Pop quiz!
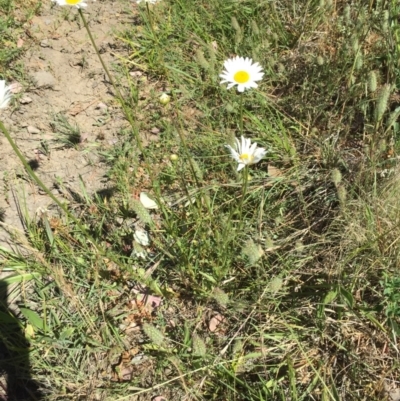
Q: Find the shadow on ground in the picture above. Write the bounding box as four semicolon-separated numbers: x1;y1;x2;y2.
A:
0;281;43;401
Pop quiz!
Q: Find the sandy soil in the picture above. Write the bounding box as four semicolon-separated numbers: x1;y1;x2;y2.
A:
0;0;131;251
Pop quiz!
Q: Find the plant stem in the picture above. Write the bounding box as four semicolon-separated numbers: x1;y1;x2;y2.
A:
239;93;244;136
78;9;124;102
146;2;157;38
238;166;249;228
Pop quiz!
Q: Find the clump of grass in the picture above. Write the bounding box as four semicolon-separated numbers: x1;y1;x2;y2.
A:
2;0;400;400
50;113;82;148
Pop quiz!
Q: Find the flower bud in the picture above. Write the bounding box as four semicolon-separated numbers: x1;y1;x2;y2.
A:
159;93;171;105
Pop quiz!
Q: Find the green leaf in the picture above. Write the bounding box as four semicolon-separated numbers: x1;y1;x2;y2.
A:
0;272;41;286
59;327;75;341
198;271;217;284
323;290;337;305
19;307;44;330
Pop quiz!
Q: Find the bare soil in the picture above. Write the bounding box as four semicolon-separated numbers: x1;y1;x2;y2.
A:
0;0;130;251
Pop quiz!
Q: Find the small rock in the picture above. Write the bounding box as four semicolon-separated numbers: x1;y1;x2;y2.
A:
96;102;108;114
96;102;107;110
20;122;28;128
129;71;142;78
40;40;50;48
20;96;33;104
8;82;23;94
32;71;56;89
27;126;40;135
150;127;160;135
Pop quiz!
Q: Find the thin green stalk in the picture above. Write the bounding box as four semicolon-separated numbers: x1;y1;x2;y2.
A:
78;9;124;103
145;2;157;38
239;93;244;135
238;166;249;228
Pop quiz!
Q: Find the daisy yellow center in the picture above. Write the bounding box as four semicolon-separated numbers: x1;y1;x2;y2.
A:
234;70;250;84
66;0;81;4
239;153;254;162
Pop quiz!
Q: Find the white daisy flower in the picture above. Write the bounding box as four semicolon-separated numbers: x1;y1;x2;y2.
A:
220;56;264;92
226;136;267;171
51;0;87;8
0;80;12;109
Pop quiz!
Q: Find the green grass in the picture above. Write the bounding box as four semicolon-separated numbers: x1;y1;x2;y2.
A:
2;0;400;400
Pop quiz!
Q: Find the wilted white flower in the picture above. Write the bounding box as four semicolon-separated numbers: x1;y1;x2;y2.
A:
0;80;12;109
220;56;264;92
226;136;267;171
134;229;150;246
136;0;159;4
140;192;158;210
51;0;87;8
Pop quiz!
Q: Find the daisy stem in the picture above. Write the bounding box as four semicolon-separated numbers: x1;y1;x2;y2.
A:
238;166;249;226
239;93;244;136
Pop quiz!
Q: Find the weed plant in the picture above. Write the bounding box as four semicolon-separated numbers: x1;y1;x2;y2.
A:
2;0;400;400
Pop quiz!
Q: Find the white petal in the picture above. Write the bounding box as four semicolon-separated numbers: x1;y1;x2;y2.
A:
140;192;158;209
134;229;150;246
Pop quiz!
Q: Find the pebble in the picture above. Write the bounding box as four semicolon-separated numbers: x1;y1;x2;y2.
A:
40;40;50;48
129;71;143;78
27;126;40;135
96;102;108;114
32;71;56;89
20;96;33;104
150;127;160;134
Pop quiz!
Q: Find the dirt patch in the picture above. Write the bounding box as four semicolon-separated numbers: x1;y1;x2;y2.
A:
0;0;131;250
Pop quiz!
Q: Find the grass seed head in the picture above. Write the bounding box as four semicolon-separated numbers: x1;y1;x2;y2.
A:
142;323;165;346
337;185;347;206
351;37;359;53
355;53;363;70
375;84;391;123
331;168;342;186
368;71;377;93
130;198;153;225
189;157;204;181
212;288;229;307
196;48;210;70
251;20;259;36
192;334;207;356
231;16;240;32
242;238;264;265
382;10;389;31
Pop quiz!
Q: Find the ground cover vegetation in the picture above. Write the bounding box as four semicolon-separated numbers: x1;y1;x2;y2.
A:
1;0;400;400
